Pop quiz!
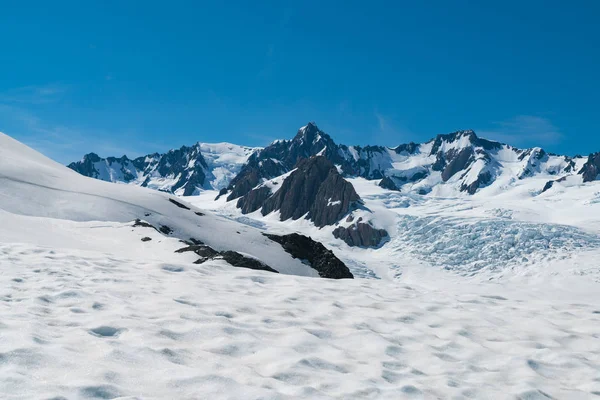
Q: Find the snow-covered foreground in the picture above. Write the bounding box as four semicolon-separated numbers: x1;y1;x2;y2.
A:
2;243;599;400
1;131;600;399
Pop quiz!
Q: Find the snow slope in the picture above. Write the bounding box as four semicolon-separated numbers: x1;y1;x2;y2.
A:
0;132;316;277
1;244;599;399
189;172;600;283
198;142;259;189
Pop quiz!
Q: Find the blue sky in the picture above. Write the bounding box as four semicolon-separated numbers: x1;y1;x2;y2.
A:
1;1;598;163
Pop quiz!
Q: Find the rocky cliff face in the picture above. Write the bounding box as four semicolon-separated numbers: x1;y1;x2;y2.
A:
264;233;354;279
579;153;600;182
240;156;361;227
224;122;341;201
333;218;389;248
379;176;400;191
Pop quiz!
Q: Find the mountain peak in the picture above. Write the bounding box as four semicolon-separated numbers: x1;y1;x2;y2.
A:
430;130;502;155
82;152;102;163
294;122;336;146
295;121;321;140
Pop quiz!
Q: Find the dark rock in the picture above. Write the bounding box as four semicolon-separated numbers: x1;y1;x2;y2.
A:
430;130;501;155
264;233;353;279
393;142;419;154
237;186;272;214
176;244;219;259
379;176;400;191
460;171;493;194
225;122;341;200
141;237;152;242
563;159;576;173
259;156;361;227
518;148;547;161
174;244;278;272
215;187;228;200
133;219;157;231
339;144;390;178
332;222;389;248
220;251;279;273
159;225;173;235
226;167;264;201
579;153;600;182
308;168;362;227
542;176;568;193
409;171;428;182
441;147;474;181
169;198;190;210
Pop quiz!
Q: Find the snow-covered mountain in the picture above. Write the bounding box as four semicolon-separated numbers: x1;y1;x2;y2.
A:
0;132;352;279
68;142;258;195
67;122;600;257
219;122;588;202
69;123;597;201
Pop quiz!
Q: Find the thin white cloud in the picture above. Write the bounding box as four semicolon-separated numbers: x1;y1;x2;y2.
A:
0;104;145;164
373;111;414;145
375;112;389;133
0;83;70;105
478;115;563;147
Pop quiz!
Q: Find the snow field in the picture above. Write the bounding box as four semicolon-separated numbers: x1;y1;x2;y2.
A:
1;243;599;399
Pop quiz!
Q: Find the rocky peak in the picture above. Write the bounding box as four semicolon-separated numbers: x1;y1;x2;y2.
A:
393;142;419;155
430;130;502;155
379;176;400;191
82;152;103;163
579;152;600;182
237;156;361;227
225;122;341;201
294;122;322;143
264;233;353;279
261;156;361;227
333;218;389;248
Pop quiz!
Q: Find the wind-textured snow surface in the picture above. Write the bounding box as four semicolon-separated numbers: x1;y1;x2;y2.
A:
2;244;600;399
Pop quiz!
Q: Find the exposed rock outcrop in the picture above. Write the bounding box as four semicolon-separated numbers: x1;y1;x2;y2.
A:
460;171;493;195
541;176;568;193
240;156;361;227
440;148;475;182
175;244;278;273
264;233;353;279
379;176;400;191
579;153;600;183
236;186;271;214
332;220;388;248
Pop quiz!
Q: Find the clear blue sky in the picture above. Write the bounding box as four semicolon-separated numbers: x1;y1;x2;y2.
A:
1;1;598;163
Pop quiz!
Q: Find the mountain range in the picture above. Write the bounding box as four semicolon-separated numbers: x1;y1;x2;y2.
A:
68;123;600;247
68;142;256;196
69;122;600;199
